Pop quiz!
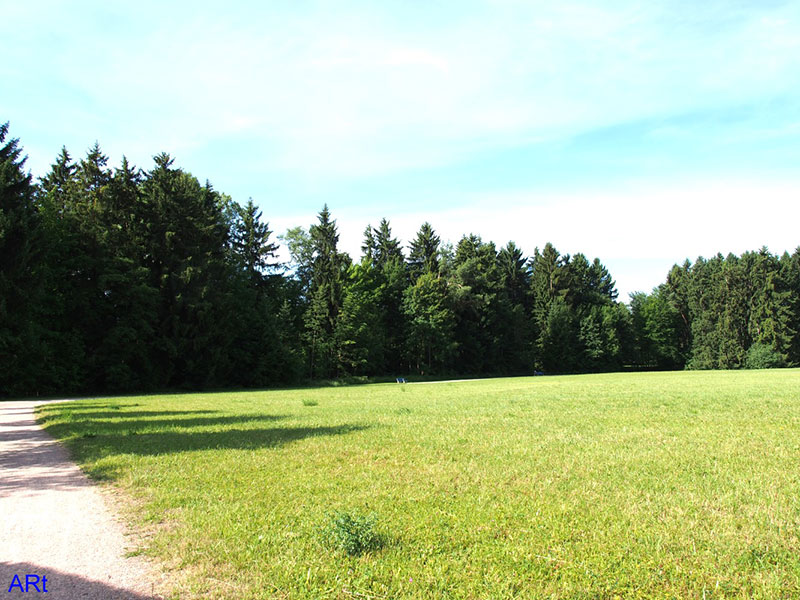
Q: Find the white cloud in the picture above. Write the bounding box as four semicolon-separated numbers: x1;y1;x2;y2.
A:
271;176;800;300
7;1;800;178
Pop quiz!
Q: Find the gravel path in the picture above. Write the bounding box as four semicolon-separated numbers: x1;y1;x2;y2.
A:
0;401;164;599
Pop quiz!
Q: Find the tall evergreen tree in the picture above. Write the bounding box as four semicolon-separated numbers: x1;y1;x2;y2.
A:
373;218;404;267
0;123;43;395
449;234;501;373
232;198;279;284
140;154;233;387
93;157;158;391
408;222;440;280
494;242;533;373
305;205;350;378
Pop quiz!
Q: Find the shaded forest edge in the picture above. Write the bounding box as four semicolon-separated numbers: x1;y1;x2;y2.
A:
1;122;798;397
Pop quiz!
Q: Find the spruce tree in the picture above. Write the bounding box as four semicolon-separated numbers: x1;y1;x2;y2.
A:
232;198;279;284
305;205;349;377
0;123;42;395
140;154;233;387
408;222;441;280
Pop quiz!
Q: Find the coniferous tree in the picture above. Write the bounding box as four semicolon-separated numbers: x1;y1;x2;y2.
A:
373;218;404;267
9;121;800;395
94;157;158;391
408;222;440;280
359;218;407;373
747;248;795;364
226;198;291;386
497;242;530;308
305;205;349;378
529;243;568;369
140;154;233;387
494;242;533;373
0;123;43;395
232;198;279;283
35;144;93;391
449;234;501;373
630;289;685;369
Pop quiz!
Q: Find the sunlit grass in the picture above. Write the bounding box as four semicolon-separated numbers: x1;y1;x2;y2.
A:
38;370;800;599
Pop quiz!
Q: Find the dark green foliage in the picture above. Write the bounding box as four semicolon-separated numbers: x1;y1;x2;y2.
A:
3;124;799;395
305;205;350;378
403;272;456;374
0;123;44;395
231;198;279;282
323;510;383;556
139;156;235;387
539;298;580;373
357;218;408;374
633;247;799;371
630;290;685;369
335;263;385;375
744;342;786;369
407;221;441;279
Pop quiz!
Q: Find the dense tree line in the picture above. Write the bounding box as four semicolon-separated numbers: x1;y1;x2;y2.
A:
1;124;797;396
631;249;800;370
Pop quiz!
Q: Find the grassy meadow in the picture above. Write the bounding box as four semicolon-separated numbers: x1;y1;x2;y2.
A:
38;371;800;599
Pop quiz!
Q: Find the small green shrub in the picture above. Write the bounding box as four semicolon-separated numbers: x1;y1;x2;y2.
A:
745;342;786;369
323;510;382;555
302;398;319;407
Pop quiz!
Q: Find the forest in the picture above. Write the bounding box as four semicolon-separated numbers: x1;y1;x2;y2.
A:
1;122;798;396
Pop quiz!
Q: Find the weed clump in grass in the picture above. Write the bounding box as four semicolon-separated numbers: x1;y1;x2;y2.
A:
302;398;319;407
323;510;383;555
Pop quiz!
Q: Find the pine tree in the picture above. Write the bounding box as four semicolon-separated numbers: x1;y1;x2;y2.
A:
361;224;377;264
449;234;501;373
335;263;385;375
94;157;158;391
373;218;403;267
140;154;233;387
0;123;42;395
232;198;279;284
407;222;440;280
494;242;533;373
305;205;349;378
497;241;530;307
746;248;795;364
35;144;92;391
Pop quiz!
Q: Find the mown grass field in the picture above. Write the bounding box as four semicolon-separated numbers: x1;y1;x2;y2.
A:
38;371;800;599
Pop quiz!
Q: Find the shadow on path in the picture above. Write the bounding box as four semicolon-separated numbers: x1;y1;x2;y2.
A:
0;562;162;599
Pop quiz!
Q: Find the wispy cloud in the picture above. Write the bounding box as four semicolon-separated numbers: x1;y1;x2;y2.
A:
271;175;800;299
4;1;800;299
5;1;800;180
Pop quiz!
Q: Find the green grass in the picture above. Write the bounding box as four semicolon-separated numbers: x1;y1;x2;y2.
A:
37;370;800;599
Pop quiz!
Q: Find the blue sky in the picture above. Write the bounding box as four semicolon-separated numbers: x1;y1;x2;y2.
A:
4;1;800;299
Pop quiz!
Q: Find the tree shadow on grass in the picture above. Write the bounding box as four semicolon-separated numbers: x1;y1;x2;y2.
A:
62;422;372;482
76;423;370;458
38;409;217;422
0;561;161;599
46;414;285;436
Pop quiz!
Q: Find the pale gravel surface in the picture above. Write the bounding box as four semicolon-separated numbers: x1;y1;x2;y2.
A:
0;400;165;599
